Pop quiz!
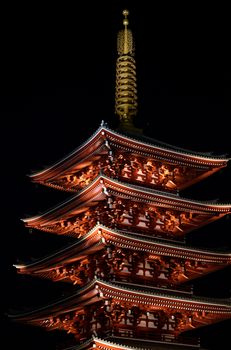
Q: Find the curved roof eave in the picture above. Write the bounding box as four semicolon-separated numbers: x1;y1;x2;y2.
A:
15;223;231;272
30;124;230;181
9;278;231;320
22;175;231;225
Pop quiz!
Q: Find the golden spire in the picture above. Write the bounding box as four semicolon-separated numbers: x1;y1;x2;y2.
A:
115;9;138;130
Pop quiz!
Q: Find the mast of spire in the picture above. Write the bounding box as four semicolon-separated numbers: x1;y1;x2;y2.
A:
115;9;138;131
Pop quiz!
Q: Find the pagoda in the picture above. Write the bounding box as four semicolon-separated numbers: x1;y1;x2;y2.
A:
10;9;231;350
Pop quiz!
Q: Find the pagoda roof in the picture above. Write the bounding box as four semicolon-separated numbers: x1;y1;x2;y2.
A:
9;278;231;322
23;175;231;229
30;124;229;183
65;336;204;350
15;224;231;275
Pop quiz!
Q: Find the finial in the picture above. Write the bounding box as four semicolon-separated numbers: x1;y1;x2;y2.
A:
115;9;138;131
123;9;129;17
123;9;129;26
117;9;133;56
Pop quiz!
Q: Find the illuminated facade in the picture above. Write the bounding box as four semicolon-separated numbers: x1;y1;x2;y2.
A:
11;10;231;350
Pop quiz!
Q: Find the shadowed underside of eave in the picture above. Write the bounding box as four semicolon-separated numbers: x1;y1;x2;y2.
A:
29;126;229;194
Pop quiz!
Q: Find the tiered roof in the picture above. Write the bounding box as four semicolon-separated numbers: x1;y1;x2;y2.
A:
9;278;231;343
13;125;231;347
22;175;231;241
15;224;231;283
11;8;231;350
29;124;229;192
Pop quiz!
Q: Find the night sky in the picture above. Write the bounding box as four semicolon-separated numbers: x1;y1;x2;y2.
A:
1;2;231;350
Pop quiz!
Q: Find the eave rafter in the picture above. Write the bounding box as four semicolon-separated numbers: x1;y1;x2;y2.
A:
10;279;231;334
16;224;231;283
59;336;204;350
29;126;229;192
22;176;231;239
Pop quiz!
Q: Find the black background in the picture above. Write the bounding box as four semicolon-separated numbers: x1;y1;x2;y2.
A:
1;2;231;349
